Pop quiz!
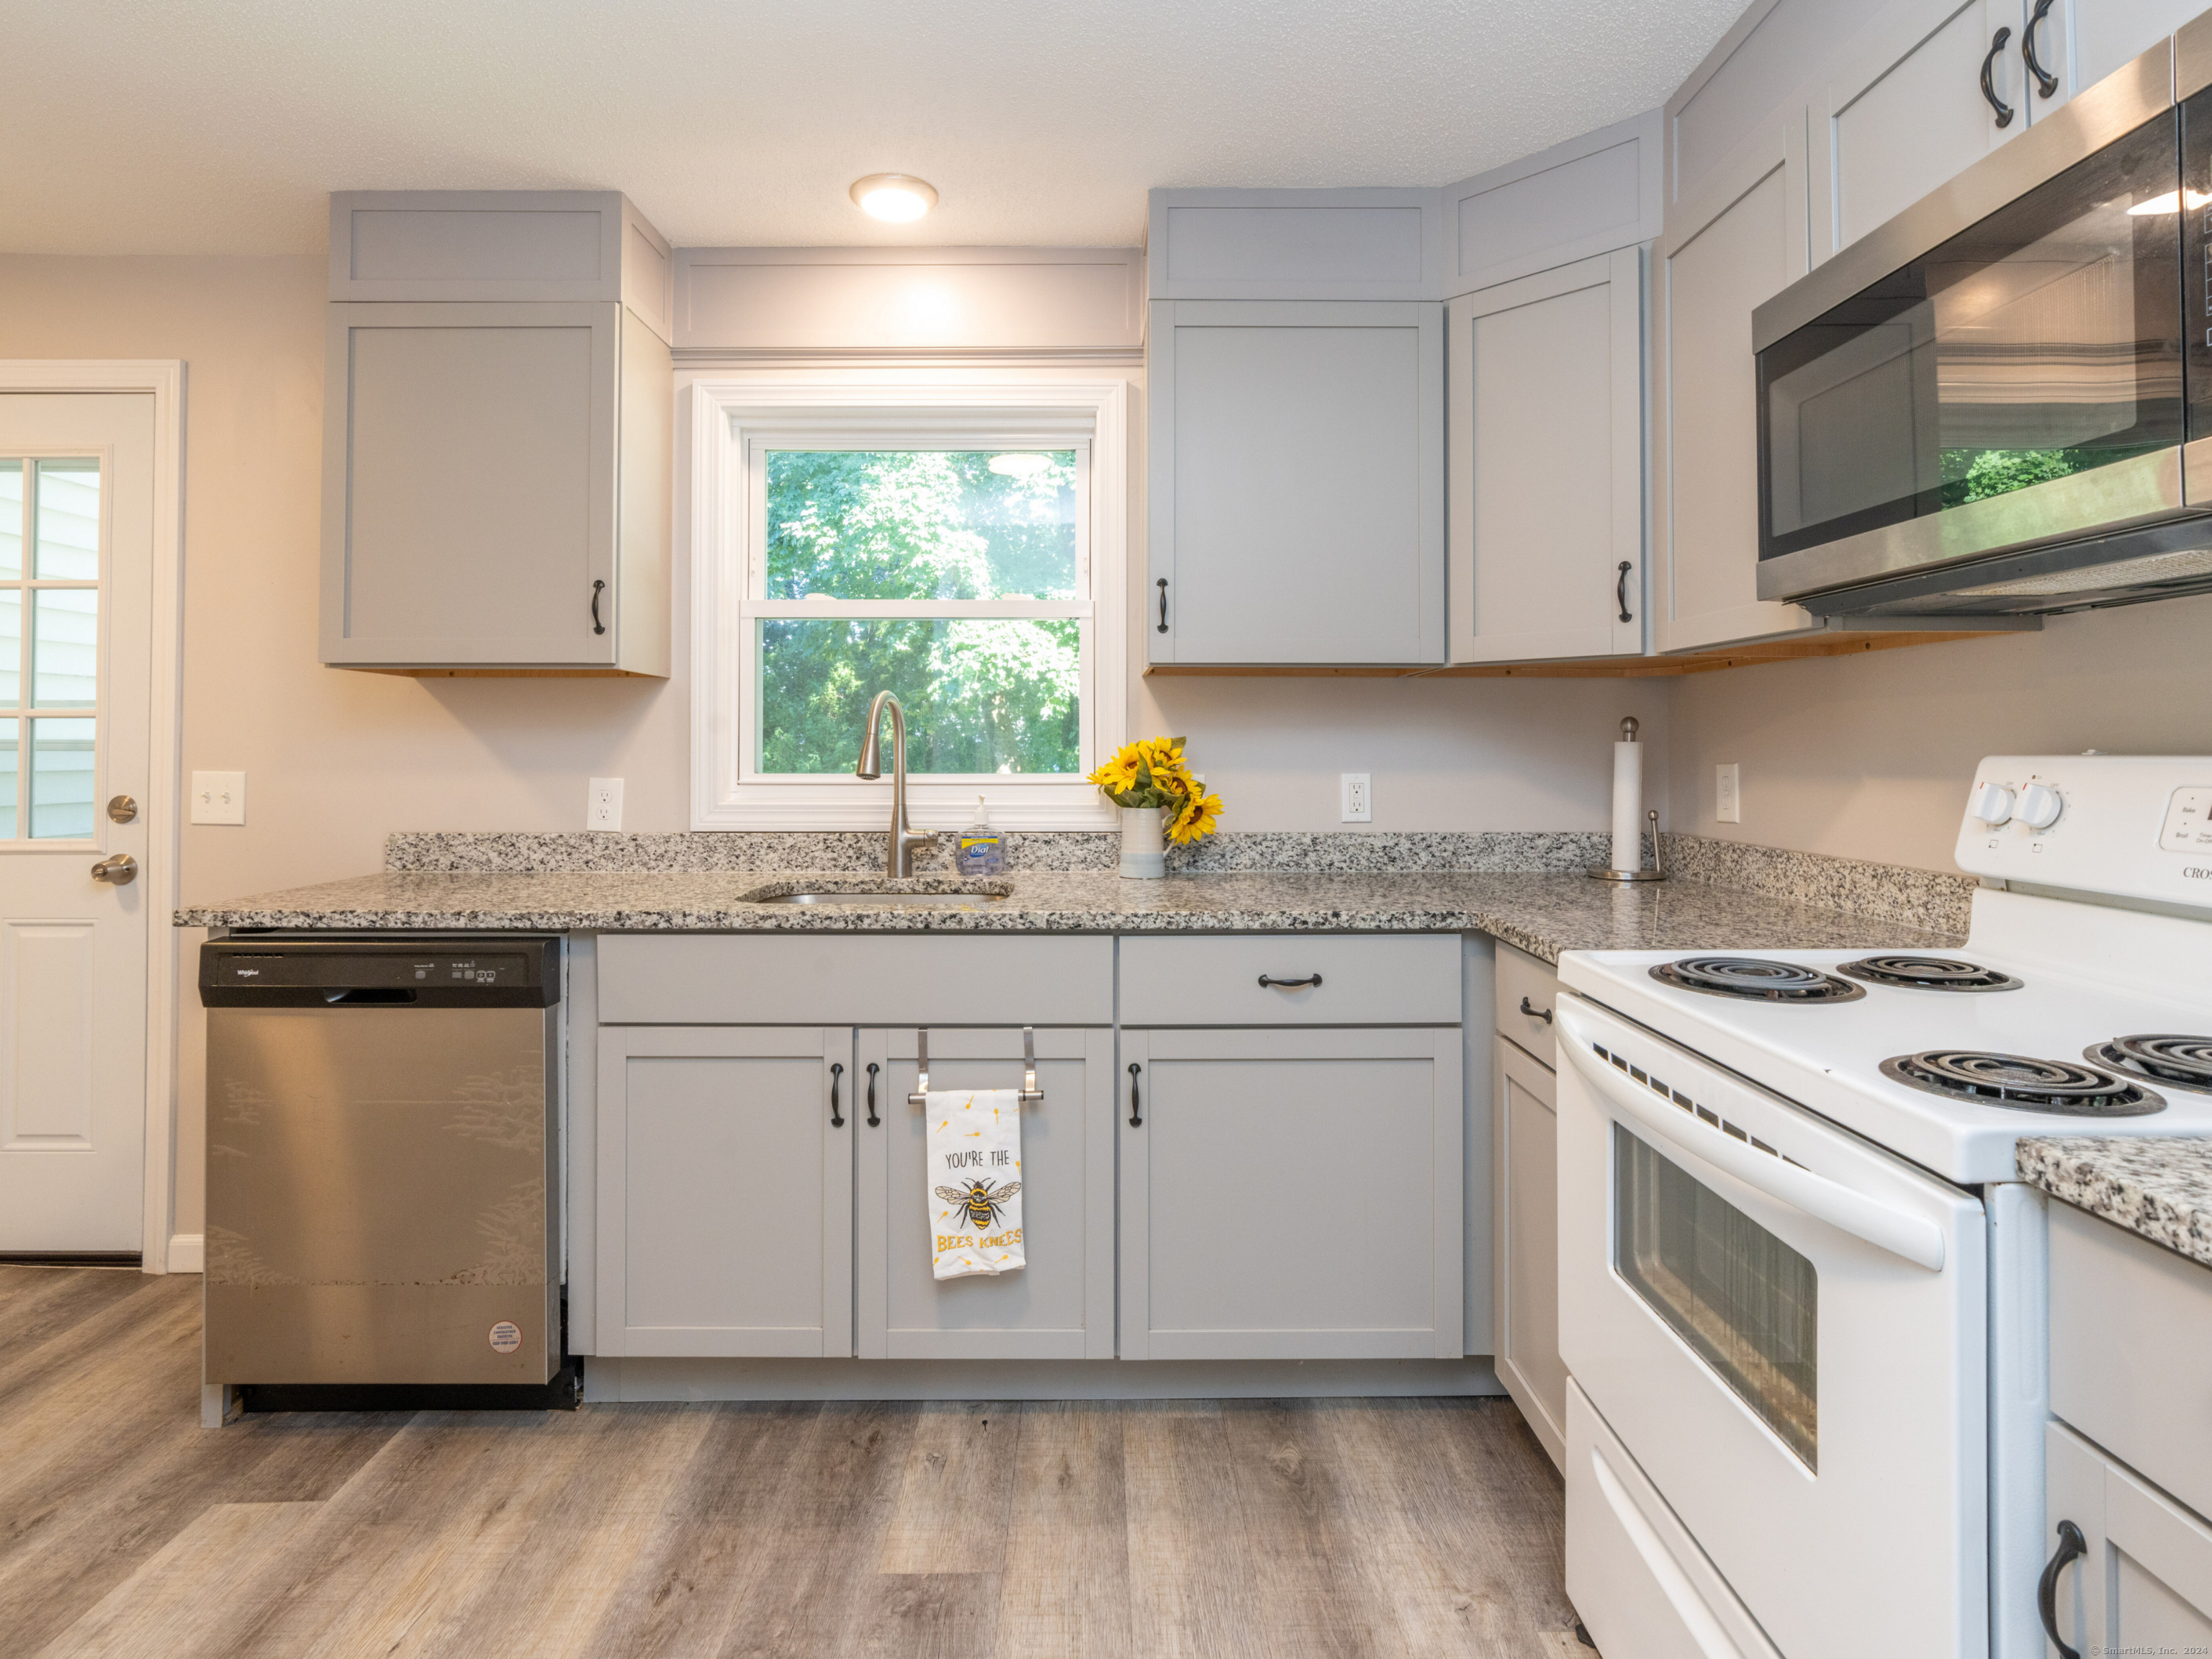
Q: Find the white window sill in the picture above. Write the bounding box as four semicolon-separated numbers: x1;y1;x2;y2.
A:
694;778;1117;832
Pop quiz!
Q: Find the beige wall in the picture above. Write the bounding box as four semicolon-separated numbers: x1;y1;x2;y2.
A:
1663;592;2212;872
2;253;1676;1246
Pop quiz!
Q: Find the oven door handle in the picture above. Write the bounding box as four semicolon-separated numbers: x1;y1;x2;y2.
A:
1558;1004;1948;1272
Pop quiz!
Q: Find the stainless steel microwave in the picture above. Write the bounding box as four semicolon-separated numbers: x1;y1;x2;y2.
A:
1753;16;2212;619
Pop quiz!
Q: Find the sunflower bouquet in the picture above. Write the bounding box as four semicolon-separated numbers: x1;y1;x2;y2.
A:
1087;736;1223;845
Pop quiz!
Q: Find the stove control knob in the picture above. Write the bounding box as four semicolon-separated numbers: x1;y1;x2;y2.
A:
2016;783;2063;830
1969;782;2015;825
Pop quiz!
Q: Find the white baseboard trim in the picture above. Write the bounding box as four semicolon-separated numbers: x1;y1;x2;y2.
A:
166;1233;204;1273
583;1355;1504;1403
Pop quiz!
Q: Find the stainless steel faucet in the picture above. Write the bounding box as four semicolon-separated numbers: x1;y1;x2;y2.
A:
855;691;933;878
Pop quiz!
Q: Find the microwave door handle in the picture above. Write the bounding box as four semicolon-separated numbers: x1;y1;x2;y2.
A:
1557;1004;1948;1272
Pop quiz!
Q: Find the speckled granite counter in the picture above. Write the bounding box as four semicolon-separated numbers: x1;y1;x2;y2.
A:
176;868;1961;966
2018;1137;2212;1267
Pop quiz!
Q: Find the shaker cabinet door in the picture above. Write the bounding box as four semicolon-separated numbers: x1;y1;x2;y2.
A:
1148;299;1444;665
1653;112;1825;654
1493;1037;1565;1469
2028;0;2201;120
1118;1026;1462;1360
1447;248;1646;665
320;300;668;671
855;1027;1115;1361
595;1025;854;1357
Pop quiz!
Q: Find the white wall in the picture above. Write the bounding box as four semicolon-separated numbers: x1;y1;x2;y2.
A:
1663;592;2212;871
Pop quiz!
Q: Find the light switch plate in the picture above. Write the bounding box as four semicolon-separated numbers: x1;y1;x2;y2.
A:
190;770;247;825
588;777;624;832
1715;763;1741;824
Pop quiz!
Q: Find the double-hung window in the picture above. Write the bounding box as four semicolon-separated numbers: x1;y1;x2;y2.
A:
693;379;1128;828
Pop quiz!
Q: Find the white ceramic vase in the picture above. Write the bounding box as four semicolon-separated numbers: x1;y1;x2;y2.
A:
1118;805;1166;878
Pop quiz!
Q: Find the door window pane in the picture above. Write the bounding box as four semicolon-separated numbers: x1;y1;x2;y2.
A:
28;716;94;840
0;589;17;706
1614;1123;1819;1468
0;719;15;839
765;449;1079;601
0;459;22;579
759;618;1079;775
35;459;100;578
32;588;96;708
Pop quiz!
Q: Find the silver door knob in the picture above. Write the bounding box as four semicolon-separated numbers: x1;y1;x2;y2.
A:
91;854;138;885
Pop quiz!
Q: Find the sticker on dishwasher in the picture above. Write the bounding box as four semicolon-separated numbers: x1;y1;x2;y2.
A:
488;1321;522;1354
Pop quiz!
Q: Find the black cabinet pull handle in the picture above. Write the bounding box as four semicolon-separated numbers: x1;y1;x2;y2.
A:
1520;996;1554;1025
590;579;608;636
864;1061;880;1126
828;1062;845;1127
2037;1519;2086;1659
1257;974;1323;990
1128;1062;1143;1126
1156;577;1169;634
2023;0;2058;98
1982;27;2015;126
1615;561;1634;624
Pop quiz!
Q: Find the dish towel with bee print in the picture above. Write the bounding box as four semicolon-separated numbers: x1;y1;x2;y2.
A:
927;1089;1025;1279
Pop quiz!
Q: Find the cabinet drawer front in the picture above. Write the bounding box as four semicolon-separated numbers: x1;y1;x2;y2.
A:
598;933;1113;1026
1119;934;1460;1025
2051;1199;2212;1521
1494;940;1558;1066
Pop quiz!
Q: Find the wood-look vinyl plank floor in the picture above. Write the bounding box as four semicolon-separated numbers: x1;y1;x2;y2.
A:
6;1267;1585;1659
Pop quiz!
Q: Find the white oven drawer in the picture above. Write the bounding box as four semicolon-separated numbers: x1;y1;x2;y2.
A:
1555;992;1987;1659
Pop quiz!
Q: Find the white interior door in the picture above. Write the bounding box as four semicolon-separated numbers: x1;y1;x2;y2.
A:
0;394;153;1254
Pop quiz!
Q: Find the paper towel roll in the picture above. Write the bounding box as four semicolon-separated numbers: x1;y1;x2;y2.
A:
1611;727;1642;873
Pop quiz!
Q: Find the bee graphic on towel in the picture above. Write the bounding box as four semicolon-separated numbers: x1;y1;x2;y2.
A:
927;1089;1025;1279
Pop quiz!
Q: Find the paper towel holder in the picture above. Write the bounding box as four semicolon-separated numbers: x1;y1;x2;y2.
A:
1588;807;1668;884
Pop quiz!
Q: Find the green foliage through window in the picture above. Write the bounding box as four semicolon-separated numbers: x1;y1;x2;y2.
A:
757;450;1083;776
1936;444;2160;509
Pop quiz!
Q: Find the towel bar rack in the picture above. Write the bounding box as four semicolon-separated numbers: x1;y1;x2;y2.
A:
907;1027;1046;1107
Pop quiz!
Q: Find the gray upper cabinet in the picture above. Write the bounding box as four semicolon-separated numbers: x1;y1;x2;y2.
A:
1811;0;2028;265
319;192;672;675
1653;104;1824;653
1146;188;1447;301
2032;0;2205;117
855;1028;1116;1362
1440;111;1663;299
593;1025;855;1358
1148;298;1444;665
1447;248;1647;664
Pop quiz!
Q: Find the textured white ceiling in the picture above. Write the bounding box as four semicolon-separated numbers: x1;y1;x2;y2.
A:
2;0;1747;256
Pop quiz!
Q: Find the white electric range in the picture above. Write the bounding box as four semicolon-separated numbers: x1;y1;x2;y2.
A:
1551;755;2212;1659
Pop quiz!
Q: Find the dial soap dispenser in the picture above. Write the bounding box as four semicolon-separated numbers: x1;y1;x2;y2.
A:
958;795;1005;877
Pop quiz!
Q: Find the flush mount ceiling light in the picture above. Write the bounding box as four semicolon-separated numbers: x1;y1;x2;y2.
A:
850;174;938;222
987;453;1053;477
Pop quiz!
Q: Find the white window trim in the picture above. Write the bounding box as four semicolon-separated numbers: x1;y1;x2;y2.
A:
690;375;1127;830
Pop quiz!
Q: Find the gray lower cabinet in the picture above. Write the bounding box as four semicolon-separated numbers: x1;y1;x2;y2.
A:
856;1027;1116;1361
1117;1025;1465;1360
1147;298;1444;665
593;1025;853;1357
320;299;670;674
1493;1037;1565;1468
2046;1420;2212;1653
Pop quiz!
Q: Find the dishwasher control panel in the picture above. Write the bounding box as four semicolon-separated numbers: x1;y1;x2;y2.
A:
199;937;560;1007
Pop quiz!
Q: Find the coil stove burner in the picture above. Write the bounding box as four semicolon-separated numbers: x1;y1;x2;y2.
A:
1879;1051;2164;1115
1650;956;1865;1003
2084;1035;2212;1097
1837;955;2023;992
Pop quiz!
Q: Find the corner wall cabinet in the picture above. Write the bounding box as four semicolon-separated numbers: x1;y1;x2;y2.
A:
1447;248;1647;664
318;191;672;675
1147;298;1445;666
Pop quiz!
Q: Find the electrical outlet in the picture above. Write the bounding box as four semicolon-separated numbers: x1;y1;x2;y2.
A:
1716;763;1741;824
1341;773;1372;823
588;777;624;832
189;770;246;825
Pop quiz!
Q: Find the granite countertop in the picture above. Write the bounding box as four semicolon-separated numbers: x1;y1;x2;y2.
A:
2018;1137;2212;1268
176;868;1961;965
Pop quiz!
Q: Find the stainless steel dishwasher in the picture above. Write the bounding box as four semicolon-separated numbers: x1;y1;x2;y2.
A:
200;937;561;1387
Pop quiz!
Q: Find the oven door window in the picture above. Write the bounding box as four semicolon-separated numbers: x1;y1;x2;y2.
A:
1614;1123;1819;1469
1758;109;2182;561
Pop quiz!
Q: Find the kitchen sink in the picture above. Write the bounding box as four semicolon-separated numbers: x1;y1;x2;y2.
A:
745;884;1011;909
